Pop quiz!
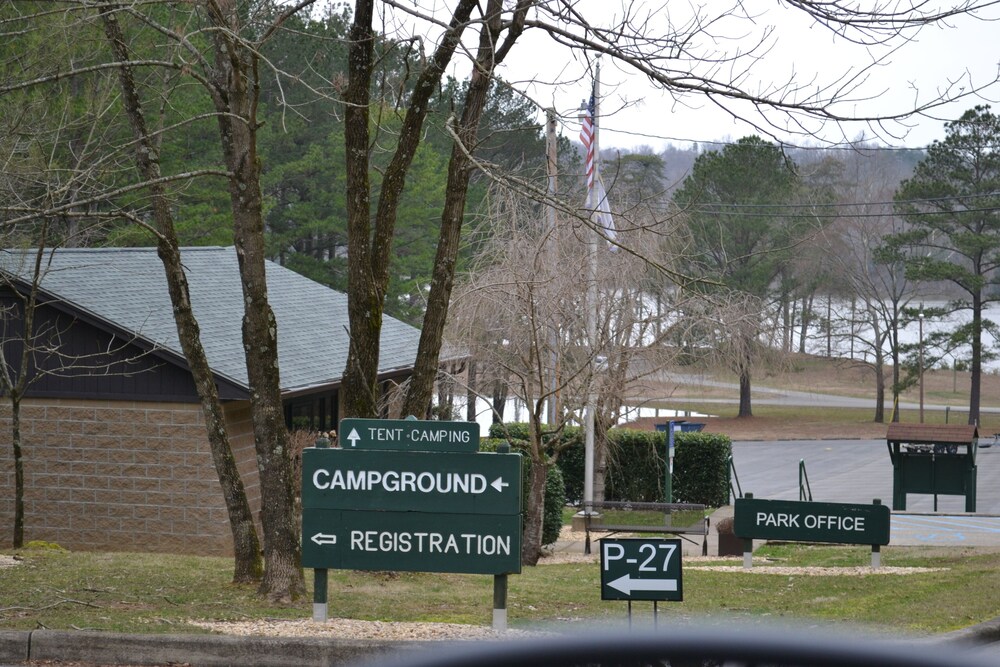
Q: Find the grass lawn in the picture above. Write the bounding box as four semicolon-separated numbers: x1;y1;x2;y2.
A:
3;542;1000;637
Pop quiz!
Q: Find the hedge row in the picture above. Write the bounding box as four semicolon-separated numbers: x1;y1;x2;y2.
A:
487;423;732;507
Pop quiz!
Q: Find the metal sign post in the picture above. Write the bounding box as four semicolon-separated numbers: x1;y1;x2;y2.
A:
311;435;331;622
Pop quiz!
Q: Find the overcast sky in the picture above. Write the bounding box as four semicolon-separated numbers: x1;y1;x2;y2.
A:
477;1;1000;153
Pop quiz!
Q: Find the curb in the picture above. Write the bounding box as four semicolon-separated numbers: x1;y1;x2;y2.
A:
4;620;1000;666
0;629;433;667
0;631;28;663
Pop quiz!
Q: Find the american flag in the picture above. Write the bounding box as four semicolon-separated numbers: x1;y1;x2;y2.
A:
580;89;596;193
580;83;615;244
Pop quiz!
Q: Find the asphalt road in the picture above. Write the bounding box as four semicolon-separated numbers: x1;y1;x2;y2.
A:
731;439;1000;545
732;438;1000;661
659;371;1000;413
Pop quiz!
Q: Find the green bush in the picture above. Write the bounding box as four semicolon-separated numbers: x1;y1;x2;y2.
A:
604;429;667;501
671;432;732;506
488;423;731;508
488;422;584;504
480;437;530;506
549;427;583;504
542;463;566;546
487;422;531;441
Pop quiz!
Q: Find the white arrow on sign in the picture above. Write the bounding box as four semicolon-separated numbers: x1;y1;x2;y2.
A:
491;476;509;493
607;574;677;595
311;533;338;546
346;428;361;448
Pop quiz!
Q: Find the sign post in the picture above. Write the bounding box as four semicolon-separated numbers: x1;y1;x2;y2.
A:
302;417;521;628
600;538;683;627
734;494;890;569
311;434;331;623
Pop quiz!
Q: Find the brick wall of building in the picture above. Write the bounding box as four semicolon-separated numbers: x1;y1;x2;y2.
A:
221;401;262;522
0;397;262;556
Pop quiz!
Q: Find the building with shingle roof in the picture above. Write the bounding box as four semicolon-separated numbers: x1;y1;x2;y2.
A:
0;246;423;555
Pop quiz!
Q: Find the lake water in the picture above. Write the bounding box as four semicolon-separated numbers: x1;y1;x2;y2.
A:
454;298;1000;436
797;299;1000;372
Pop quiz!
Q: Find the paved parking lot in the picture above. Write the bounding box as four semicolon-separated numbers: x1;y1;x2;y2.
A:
731;439;1000;546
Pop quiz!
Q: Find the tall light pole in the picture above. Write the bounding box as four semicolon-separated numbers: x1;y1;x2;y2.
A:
918;306;925;424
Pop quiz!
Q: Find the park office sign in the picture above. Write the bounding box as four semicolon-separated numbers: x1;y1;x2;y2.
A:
734;496;890;546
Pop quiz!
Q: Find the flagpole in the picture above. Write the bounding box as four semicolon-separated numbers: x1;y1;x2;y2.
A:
546;107;559;428
583;63;600;518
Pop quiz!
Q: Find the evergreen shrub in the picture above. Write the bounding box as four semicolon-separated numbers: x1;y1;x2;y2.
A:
672;432;732;506
604;429;667;501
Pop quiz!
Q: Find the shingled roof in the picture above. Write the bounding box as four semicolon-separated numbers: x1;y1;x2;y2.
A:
0;246;421;395
886;423;979;444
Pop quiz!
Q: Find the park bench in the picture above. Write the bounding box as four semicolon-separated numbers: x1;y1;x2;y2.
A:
581;500;710;555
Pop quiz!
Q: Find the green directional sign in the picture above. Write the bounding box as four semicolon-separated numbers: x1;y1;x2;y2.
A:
302;448;522;515
734;498;890;545
599;538;683;601
339;418;479;452
302;509;521;574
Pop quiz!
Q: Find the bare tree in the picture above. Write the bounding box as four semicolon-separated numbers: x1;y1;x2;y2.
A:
1;240;168;549
342;0;1000;425
821;148;922;422
0;245;49;549
448;187;684;564
684;290;784;418
0;2;307;600
98;6;263;583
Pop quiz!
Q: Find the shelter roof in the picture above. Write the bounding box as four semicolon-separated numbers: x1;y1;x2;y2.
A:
0;246;421;394
885;423;979;444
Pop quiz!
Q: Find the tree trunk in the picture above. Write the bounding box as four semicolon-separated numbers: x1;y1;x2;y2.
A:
738;368;753;418
891;331;901;423
99;5;262;584
593;416;609;504
220;97;304;602
784;294;794;353
492;379;507;423
969;292;982;425
873;351;886;424
206;0;304;601
826;295;832;357
12;399;23;548
521;455;547;566
341;0;380;419
466;360;477;422
798;293;812;354
343;0;478;419
6;246;46;550
400;0;497;418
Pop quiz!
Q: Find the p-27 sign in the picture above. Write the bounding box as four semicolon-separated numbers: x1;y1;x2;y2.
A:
600;538;683;601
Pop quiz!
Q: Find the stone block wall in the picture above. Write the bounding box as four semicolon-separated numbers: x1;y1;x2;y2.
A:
0;397;261;556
